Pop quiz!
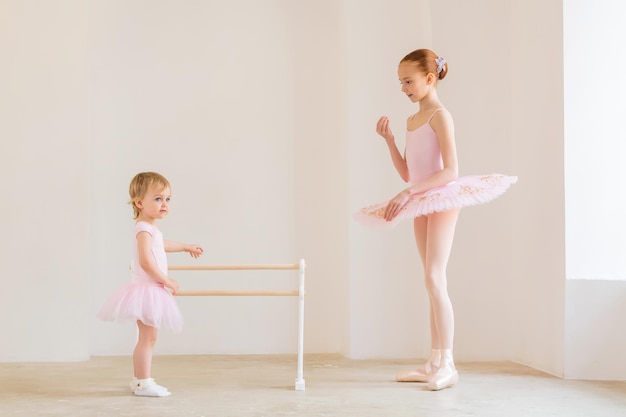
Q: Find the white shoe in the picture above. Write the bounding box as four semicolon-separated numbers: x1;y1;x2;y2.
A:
130;378;171;397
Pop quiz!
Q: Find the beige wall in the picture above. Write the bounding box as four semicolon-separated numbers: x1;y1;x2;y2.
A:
87;0;301;355
344;0;433;359
510;0;565;377
565;280;626;380
289;0;349;355
0;0;90;361
430;0;515;361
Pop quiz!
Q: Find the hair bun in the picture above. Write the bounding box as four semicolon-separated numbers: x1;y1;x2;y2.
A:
435;57;448;80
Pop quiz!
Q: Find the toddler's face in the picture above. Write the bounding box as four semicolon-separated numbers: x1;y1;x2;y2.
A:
137;185;171;221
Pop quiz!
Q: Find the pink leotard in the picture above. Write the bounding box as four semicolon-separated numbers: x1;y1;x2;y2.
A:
97;221;183;332
406;109;445;184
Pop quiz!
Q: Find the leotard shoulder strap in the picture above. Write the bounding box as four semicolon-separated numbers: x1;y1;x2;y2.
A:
426;108;445;124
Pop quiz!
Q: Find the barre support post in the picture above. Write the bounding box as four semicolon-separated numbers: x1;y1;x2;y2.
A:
295;258;306;391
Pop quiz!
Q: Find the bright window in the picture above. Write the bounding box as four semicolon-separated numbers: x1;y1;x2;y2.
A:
564;0;626;280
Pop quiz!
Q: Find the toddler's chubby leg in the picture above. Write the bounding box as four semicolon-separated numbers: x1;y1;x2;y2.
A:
131;321;171;397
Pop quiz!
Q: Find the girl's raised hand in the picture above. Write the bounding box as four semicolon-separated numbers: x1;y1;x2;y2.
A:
376;116;395;143
185;244;204;259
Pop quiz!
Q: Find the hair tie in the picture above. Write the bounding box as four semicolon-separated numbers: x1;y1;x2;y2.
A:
435;57;446;74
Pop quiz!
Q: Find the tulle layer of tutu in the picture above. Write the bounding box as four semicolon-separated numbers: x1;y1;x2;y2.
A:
354;174;518;227
97;281;184;333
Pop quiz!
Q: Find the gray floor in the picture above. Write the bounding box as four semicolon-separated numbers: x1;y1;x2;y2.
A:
1;354;625;417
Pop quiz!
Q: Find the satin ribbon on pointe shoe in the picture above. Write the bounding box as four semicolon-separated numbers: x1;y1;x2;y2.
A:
427;363;458;391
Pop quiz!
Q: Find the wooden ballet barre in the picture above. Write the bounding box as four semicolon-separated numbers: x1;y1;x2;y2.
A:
168;264;299;271
168;259;307;391
176;289;300;296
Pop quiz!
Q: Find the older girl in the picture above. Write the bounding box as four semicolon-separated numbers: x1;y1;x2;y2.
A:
356;49;516;390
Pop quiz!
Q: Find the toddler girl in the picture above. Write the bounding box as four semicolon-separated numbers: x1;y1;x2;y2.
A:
98;172;203;397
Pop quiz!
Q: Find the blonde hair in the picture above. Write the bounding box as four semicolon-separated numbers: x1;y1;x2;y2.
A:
128;172;171;219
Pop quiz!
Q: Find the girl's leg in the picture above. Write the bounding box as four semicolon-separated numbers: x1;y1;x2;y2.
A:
424;209;459;350
396;216;441;382
131;320;170;397
133;320;157;379
423;209;459;390
413;217;442;350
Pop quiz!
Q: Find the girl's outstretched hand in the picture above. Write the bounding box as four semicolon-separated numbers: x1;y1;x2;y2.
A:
376;116;395;143
384;189;411;221
185;244;204;258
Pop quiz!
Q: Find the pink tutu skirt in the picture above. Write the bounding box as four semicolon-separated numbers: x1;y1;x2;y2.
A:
97;281;184;333
355;174;517;227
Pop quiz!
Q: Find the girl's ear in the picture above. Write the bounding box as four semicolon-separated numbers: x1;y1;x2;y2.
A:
134;198;143;210
427;73;436;85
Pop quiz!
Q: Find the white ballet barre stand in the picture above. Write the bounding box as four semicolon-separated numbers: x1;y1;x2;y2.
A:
169;259;306;391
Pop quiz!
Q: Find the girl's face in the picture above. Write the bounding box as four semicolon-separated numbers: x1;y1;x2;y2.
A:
135;185;171;223
398;62;436;103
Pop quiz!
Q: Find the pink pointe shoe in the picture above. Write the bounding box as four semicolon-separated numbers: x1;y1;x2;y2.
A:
396;362;437;383
397;349;441;383
427;362;458;391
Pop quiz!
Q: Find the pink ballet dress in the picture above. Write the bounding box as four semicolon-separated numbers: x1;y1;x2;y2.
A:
355;109;517;227
97;221;183;332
